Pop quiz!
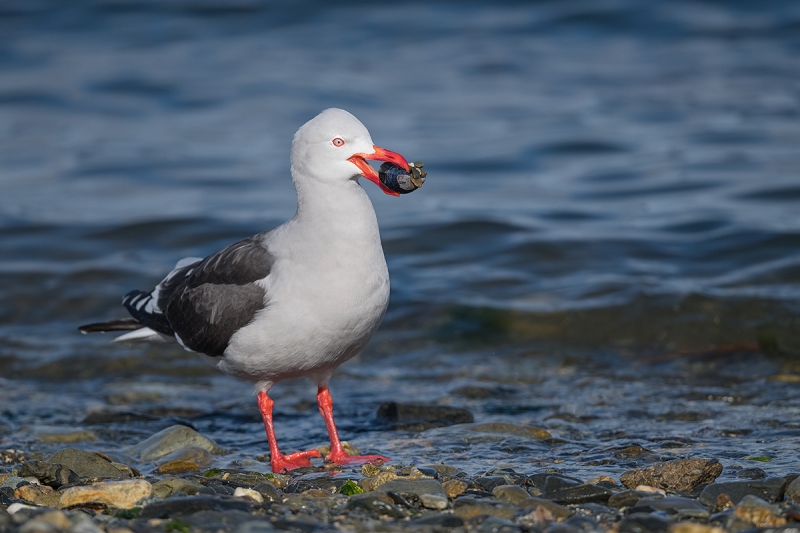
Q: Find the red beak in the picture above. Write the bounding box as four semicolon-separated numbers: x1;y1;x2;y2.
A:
348;145;410;197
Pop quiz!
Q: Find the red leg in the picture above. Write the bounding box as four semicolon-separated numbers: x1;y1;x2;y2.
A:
317;386;389;466
257;391;321;473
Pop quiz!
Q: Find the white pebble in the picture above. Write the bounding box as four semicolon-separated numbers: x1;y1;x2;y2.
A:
7;502;38;514
233;487;264;503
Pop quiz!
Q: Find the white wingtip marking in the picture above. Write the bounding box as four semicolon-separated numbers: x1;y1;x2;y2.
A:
114;327;173;343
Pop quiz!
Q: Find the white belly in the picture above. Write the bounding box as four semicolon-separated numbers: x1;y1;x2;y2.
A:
218;249;390;385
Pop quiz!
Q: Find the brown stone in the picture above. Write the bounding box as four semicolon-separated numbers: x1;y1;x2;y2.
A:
151;477;203;498
442;479;468;498
732;495;787;528
14;510;71;533
154;446;214;475
716;493;734;509
453;499;516;520
620;458;722;492
361;463;382;477
492;485;531;504
14;484;61;508
359;470;398;491
36;510;71;530
301;488;333;498
15;484;54;503
669;523;726;533
58;479;152;509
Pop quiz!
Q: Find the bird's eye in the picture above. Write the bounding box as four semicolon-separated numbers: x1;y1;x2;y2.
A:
332;137;345;147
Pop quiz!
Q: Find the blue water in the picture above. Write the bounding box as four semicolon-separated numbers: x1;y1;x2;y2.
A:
2;0;800;478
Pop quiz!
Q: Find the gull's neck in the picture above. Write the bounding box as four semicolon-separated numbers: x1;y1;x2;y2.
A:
290;176;381;242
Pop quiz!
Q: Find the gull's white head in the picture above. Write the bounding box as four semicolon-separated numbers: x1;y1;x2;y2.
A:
291;108;410;196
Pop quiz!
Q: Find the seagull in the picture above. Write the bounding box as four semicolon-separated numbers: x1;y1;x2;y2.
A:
80;108;412;472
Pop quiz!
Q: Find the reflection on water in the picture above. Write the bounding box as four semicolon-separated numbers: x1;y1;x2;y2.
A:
1;0;800;476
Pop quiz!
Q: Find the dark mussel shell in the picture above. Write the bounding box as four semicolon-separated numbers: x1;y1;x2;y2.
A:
378;161;426;194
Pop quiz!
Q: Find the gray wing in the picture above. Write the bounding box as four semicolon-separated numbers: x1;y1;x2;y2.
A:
123;234;274;357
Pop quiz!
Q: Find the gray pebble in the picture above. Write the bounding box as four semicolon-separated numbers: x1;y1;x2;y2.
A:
698;478;787;506
379;478;445;497
419;493;448;510
235;521;275;533
47;448;124;479
346;493;405;518
126;425;223;462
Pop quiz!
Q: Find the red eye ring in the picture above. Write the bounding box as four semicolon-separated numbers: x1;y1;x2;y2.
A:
332;137;345;147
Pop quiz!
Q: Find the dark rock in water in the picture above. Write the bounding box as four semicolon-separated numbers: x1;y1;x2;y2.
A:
487;468;527;485
619;513;670;533
0;487;15;505
541;525;581;533
379;478;446;497
252;482;280;503
453;496;517;520
626;505;658;515
565;514;600;532
574;503;617;524
737;468;767;480
346;493;405;518
271;517;323;533
698;478;787;506
608;490;654;509
284;478;324;493
140;495;253;519
386;491;413;508
179;509;256;533
16;460;79;488
376;402;473;431
47;448;125;479
542;475;583;495
547;484;613;505
207;483;236;495
620;458;723;492
637;496;707;513
603;444;653;459
480;516;521;532
219;472;280;488
416;467;439;478
235;522;276;533
526;473;582;492
517;497;573;519
410;514;464;527
475;476;509;493
424;464;462;477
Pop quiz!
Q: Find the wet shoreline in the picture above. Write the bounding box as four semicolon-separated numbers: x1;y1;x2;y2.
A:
2;423;800;533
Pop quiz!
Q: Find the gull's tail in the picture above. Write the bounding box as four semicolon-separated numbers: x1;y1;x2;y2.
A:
78;318;143;334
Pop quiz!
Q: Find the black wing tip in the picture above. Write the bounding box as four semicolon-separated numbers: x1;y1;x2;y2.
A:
78;318;144;334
